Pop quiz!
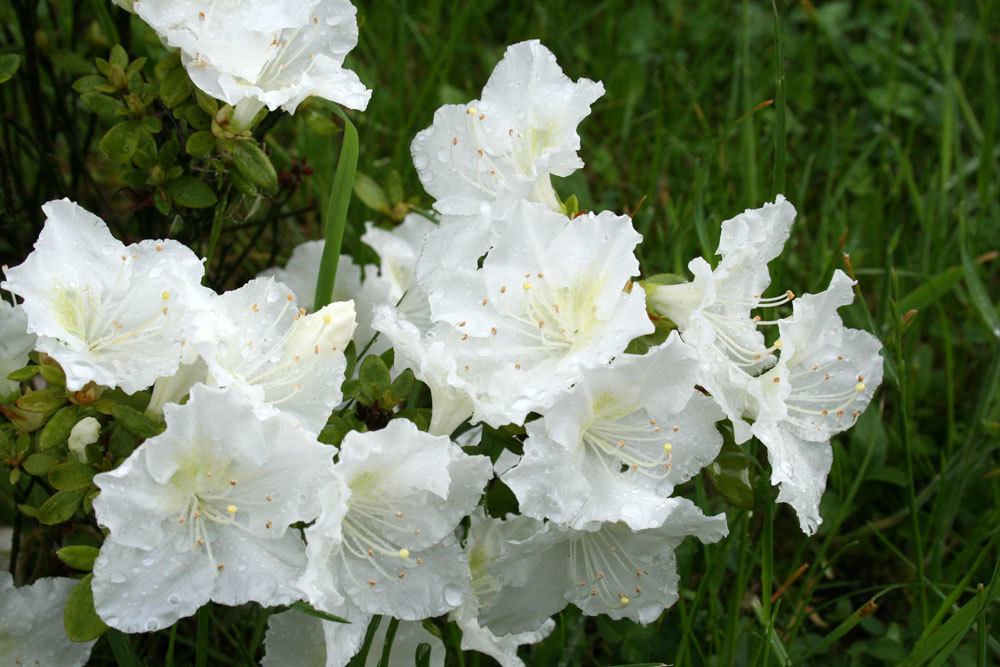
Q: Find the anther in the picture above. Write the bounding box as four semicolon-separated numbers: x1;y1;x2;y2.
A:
855;382;866;392
774;339;783;350
500;286;507;294
161;291;170;300
619;595;630;606
523;281;532;290
415;558;423;565
368;579;376;587
398;571;406;578
398;548;410;559
251;303;260;312
323;314;332;324
395;511;404;518
217;563;225;571
663;442;672;453
466;106;477;115
226;505;238;514
265;520;272;529
265;495;273;502
490;327;497;335
772;376;781;384
229;479;237;486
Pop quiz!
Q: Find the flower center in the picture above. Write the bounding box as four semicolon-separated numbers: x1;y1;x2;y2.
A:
568;525;646;610
581;397;674;480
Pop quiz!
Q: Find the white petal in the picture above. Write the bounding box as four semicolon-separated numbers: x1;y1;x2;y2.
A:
0;574;96;667
0;301;35;399
755;421;832;535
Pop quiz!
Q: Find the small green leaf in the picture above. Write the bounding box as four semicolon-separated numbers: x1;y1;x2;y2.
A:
49;462;96;491
64;574;109;642
228;139;278;191
22;452;60;476
17;387;67;414
353;172;391;214
186;130;215;158
38;363;66;388
57;545;100;571
111;403;164;440
38;405;79;450
38;488;87;525
358;355;392;404
7;365;40;382
166;176;218;208
109;44;129;70
705;440;754;510
159;65;192;108
99;120;143;164
0;53;22;84
81;92;125;120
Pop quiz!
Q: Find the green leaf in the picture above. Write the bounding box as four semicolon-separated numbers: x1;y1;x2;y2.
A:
17;387;67;414
705;440;754;510
0;53;22;84
109;44;129;70
353;172;391;214
358;355;392;404
22;452;60;476
38;405;79;450
112;403;164;440
159;65;192;108
81;92;125;120
39;363;67;388
7;365;40;382
228;139;278;191
57;545;100;571
900;266;963;313
38;488;87;525
99;120;143;164
49;462;96;491
186;130;215;157
290;601;350;624
73;75;112;94
64;574;108;642
166;176;218;208
960;219;1000;339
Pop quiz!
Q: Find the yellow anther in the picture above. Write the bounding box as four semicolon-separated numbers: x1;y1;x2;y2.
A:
663;442;673;453
226;505;238;515
466;106;477;115
323;314;332;324
522;281;532;290
619;595;630;606
774;339;783;350
855;382;866;392
161;291;170;300
398;548;410;559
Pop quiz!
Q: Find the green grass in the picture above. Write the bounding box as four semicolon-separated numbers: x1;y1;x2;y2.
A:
1;1;998;665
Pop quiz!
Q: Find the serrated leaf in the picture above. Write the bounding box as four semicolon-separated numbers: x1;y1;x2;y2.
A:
99;120;143;164
49;462;96;491
38;405;79;450
57;545;100;571
64;574;109;642
38;488;86;525
166;176;217;208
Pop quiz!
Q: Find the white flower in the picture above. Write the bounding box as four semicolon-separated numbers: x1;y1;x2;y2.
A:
411;40;603;218
480;499;727;628
361;212;436;335
502;333;724;529
0;301;35;400
68;416;101;462
451;510;555;667
643;196;797;441
420;200;653;427
0;573;96;667
301;419;492;620
371;305;476;436
1;199;211;394
262;604;445;667
91;384;335;633
197;277;355;433
132;0;371;115
146;358;208;415
748;270;883;534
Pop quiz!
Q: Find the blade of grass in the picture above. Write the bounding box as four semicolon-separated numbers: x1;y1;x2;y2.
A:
107;629;140;667
313;106;360;311
196;604;209;667
376;616;400;667
89;0;120;44
349;615;382;667
771;0;786;196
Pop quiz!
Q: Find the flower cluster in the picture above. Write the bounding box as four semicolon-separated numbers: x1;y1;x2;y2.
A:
0;18;883;667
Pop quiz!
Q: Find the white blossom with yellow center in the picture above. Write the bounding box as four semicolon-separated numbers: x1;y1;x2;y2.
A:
1;199;212;393
197;276;355;434
131;0;371;117
91;384;335;633
748;270;883;534
300;419;492;620
502;333;724;530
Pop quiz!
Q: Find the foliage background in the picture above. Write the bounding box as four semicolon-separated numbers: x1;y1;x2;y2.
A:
1;0;998;665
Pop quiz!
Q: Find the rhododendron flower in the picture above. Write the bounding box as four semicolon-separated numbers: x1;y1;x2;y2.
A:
361;212;435;333
411;40;603;218
263;603;445;667
2;199;211;394
0;573;96;667
420;200;653;427
451;510;555;667
92;384;335;632
502;334;724;529
481;499;727;628
196;277;355;433
0;301;35;400
132;0;371;116
301;419;491;620
643;196;797;441
749;270;883;534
